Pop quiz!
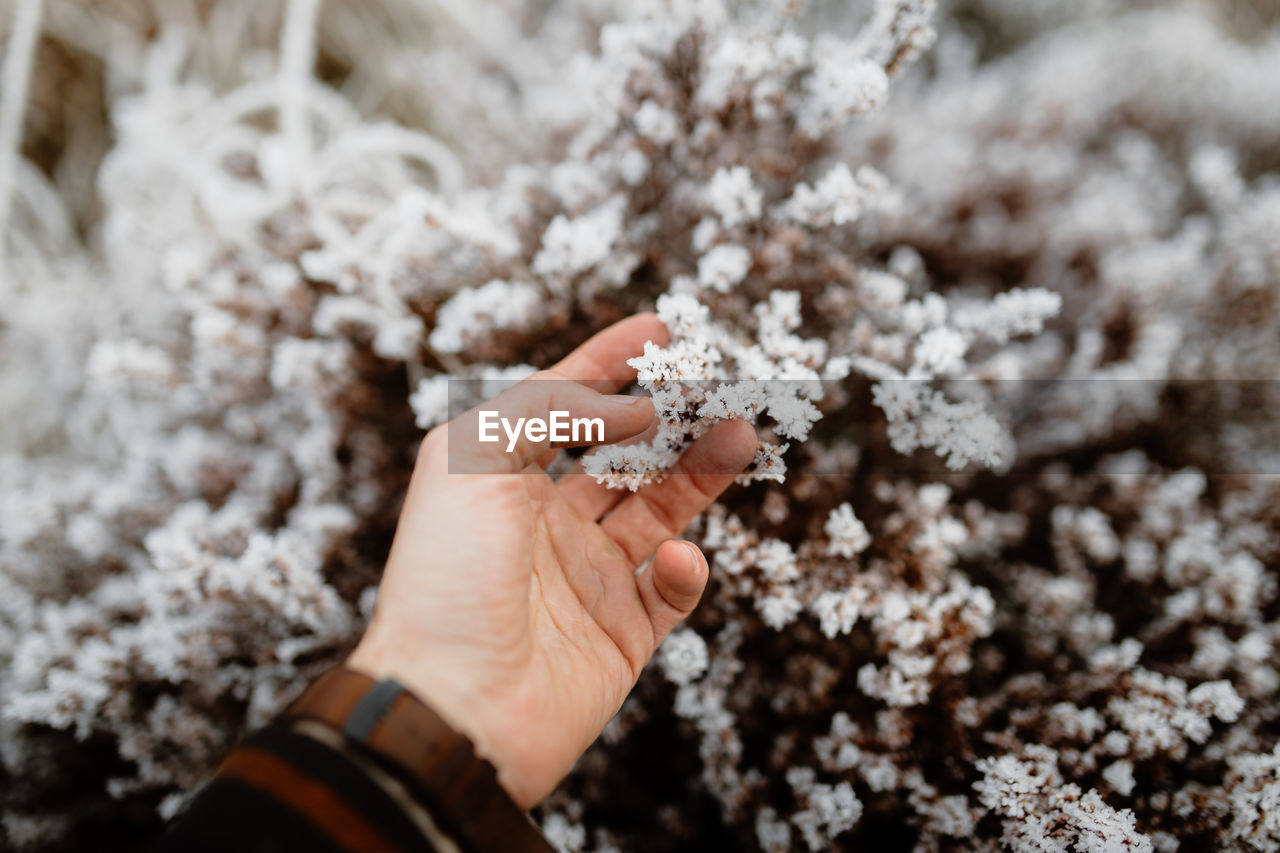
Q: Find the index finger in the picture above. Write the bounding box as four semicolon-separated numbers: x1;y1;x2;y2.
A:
601;420;758;567
546;313;669;393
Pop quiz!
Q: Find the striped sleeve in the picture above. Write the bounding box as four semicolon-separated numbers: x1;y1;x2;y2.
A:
154;723;455;853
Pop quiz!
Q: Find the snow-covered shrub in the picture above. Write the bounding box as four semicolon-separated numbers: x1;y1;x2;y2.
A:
2;0;1280;849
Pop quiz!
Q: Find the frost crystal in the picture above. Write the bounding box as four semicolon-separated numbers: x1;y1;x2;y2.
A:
697;244;753;293
707;166;763;229
533;197;626;282
658;629;710;686
825;503;871;558
428;280;545;353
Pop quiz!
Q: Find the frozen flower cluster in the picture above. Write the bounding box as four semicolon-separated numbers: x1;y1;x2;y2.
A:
2;0;1280;850
975;745;1154;853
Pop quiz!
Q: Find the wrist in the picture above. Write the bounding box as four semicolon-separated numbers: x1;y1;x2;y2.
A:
345;628;481;745
281;667;552;850
345;627;529;806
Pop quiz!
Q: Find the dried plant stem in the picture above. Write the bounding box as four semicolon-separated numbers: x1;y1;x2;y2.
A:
278;0;320;168
0;0;45;278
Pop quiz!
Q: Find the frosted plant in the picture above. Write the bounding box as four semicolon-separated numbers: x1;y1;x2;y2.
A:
541;813;588;853
2;0;1280;849
976;746;1154;853
824;503;871;558
784;767;863;851
427;279;546;354
657;629;710;687
1225;743;1280;849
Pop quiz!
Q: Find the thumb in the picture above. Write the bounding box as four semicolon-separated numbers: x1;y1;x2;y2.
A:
638;539;709;647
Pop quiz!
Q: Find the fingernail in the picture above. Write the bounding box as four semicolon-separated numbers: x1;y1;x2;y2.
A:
681;541;702;570
606;394;643;406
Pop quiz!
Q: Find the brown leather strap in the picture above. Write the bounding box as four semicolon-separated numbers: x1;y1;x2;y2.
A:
283;668;552;853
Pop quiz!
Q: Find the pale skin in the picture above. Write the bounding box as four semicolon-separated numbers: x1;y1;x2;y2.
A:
347;314;758;809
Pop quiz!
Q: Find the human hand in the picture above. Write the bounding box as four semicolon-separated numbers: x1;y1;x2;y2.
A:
347;314;757;808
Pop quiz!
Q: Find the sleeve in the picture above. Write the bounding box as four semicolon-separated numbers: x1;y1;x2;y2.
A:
153;668;554;853
154;723;448;853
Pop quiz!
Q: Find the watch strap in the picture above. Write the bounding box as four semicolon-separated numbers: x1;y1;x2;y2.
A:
283;667;552;852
